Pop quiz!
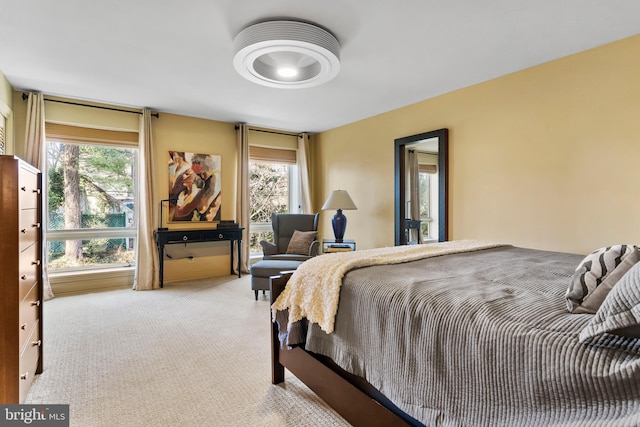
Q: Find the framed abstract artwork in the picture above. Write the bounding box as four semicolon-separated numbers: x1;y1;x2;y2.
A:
168;151;221;222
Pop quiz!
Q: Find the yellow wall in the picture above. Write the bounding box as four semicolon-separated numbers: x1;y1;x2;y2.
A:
11;91;25;155
313;34;640;255
0;71;11;106
151;113;237;282
0;71;14;154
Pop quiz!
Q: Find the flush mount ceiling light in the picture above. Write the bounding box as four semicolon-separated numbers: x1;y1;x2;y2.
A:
233;20;340;89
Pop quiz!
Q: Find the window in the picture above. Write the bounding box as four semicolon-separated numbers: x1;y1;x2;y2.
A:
418;171;431;239
418;164;438;242
45;125;138;272
248;146;300;256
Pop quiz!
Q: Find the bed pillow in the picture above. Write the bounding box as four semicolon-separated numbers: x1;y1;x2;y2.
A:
579;259;640;342
566;244;640;314
286;230;317;255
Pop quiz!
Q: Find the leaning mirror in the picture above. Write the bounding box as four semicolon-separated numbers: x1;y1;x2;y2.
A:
394;129;448;245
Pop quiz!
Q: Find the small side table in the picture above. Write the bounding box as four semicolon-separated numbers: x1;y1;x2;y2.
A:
322;239;356;254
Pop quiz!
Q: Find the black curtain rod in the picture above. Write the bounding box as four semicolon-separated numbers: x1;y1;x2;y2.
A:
235;124;302;137
22;93;159;118
251;128;301;137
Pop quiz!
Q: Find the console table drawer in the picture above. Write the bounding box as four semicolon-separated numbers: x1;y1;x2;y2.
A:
209;229;242;240
165;232;203;243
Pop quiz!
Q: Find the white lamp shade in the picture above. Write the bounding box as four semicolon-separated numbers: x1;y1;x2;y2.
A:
322;190;357;210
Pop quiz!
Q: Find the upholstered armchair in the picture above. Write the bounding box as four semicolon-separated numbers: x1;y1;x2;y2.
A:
260;213;320;261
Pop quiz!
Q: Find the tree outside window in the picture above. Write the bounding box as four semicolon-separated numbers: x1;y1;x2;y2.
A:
249;161;290;255
46;141;137;271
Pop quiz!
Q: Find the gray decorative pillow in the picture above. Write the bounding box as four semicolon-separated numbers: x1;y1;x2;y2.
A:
286;230;317;255
566;245;640;313
579;260;640;342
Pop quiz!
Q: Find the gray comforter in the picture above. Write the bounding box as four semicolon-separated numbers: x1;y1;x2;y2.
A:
300;246;640;426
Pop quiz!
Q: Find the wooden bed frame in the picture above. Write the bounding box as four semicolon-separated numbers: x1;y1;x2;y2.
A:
269;273;421;427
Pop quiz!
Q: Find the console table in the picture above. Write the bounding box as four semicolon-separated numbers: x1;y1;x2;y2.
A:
154;227;244;288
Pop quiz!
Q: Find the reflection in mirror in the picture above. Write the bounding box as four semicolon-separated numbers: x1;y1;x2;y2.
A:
394;129;448;245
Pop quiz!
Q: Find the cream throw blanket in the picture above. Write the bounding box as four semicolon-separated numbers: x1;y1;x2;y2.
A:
271;240;505;333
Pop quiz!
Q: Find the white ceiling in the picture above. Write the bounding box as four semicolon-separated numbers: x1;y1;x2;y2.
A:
1;0;639;133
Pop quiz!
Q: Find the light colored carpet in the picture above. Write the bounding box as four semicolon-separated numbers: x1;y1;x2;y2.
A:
26;276;351;427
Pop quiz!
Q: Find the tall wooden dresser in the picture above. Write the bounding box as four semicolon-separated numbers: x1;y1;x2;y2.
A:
0;155;43;404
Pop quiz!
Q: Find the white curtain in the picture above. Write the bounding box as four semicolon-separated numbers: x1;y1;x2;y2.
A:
235;124;250;274
408;150;420;221
23;92;54;300
408;149;422;244
24;93;45;167
297;133;312;214
133;109;159;290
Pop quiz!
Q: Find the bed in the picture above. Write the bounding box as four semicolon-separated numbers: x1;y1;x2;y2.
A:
269;241;640;427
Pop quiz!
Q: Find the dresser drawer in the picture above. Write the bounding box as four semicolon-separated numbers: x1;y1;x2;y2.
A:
19;208;40;252
19;171;40;210
19;243;40;302
19;321;41;404
19;283;41;351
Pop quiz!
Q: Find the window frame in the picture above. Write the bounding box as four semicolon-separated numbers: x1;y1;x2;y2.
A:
247;141;301;256
44;127;139;273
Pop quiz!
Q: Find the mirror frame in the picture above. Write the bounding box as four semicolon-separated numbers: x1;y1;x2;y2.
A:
394;128;448;245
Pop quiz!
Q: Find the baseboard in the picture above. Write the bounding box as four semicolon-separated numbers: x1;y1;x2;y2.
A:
49;268;134;295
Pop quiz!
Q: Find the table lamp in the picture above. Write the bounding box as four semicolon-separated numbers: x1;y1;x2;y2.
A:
321;190;357;243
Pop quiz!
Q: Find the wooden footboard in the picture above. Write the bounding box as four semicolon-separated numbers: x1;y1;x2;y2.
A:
269;273;418;427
